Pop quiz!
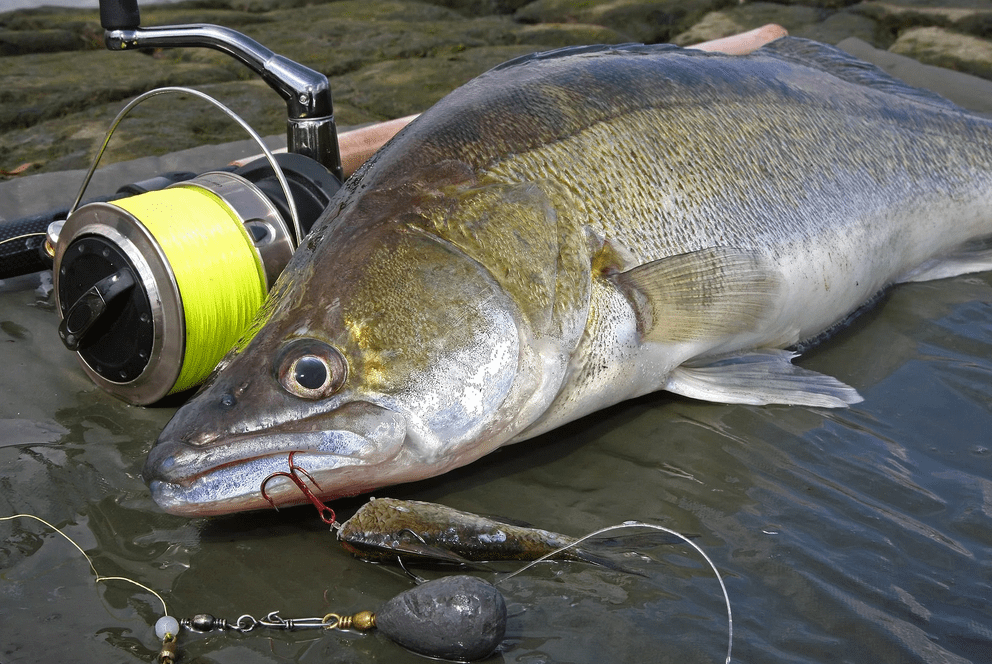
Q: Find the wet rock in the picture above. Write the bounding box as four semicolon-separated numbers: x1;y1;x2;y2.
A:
780;0;860;9
671;11;743;46
3;0;992;178
0;0;630;175
838;36;992;117
514;0;725;44
424;0;534;16
0;78;287;174
889;26;992;80
672;2;878;47
853;1;992;41
795;11;881;46
0;28;93;56
330;44;544;121
514;22;626;46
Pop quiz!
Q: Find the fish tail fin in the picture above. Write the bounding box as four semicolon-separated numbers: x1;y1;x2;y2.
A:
567;546;647;577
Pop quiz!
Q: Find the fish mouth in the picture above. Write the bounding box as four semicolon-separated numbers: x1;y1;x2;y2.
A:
146;446;374;517
145;402;411;516
147;451;311;517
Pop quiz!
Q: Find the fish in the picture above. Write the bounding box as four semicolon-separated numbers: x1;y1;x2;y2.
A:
337;497;638;571
144;38;992;516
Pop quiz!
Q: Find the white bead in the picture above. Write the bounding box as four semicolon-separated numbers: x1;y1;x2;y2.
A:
155;615;180;640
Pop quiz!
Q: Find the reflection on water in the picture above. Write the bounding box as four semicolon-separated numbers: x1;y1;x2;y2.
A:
2;265;992;663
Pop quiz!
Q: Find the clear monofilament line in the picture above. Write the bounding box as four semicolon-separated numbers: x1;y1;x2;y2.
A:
496;520;733;664
68;86;301;245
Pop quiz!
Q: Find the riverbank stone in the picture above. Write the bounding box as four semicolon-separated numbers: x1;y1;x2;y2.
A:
3;0;992;177
889;26;992;80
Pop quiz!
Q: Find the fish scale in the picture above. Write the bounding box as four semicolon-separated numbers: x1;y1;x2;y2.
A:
145;38;992;515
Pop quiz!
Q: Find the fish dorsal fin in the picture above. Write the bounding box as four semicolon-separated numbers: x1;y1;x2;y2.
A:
611;247;781;343
477;513;534;528
490;43;680;72
667;349;863;408
758;36;964;112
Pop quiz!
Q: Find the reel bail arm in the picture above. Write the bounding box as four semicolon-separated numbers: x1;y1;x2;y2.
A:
98;0;343;181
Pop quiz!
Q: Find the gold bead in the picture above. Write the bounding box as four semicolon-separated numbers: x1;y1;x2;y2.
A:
351;610;376;631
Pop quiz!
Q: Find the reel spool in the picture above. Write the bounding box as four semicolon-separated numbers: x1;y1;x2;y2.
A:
52;154;340;405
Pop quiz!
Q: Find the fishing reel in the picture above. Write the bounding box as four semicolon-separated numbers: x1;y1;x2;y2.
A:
6;0;346;404
50;152;340;404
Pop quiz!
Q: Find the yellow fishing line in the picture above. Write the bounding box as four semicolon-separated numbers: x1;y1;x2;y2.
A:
0;513;169;616
116;187;267;394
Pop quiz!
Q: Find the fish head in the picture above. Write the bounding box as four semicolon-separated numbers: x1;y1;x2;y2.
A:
144;175;536;516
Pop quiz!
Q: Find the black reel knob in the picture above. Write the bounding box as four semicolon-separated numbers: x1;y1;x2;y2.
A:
57;236;155;383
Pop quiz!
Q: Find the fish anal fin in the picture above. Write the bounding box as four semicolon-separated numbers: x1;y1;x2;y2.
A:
612;247;781;343
899;238;992;283
666;349;863;408
567;546;646;577
377;532;479;566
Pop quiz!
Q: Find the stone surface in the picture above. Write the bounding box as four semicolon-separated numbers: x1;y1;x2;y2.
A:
853;1;992;40
838;36;992;117
2;0;992;178
795;10;881;46
889;26;992;80
673;3;823;46
514;0;725;44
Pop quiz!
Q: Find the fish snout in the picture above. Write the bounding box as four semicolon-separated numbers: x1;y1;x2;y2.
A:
143;398;413;515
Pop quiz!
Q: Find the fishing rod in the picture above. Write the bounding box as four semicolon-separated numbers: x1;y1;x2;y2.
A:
0;0;404;405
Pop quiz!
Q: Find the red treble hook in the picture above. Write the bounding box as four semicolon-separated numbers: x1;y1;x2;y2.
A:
260;451;337;525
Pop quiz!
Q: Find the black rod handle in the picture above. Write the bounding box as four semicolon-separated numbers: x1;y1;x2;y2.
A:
0;215;52;279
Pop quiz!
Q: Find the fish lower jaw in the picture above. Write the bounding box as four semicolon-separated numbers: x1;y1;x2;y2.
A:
146;451;363;516
148;479;268;517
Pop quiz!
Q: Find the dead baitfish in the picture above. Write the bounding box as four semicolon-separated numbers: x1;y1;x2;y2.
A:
145;38;992;515
337;497;638;571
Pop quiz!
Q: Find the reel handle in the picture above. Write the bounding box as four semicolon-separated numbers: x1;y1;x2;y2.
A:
58;268;136;351
96;0;342;180
99;0;140;30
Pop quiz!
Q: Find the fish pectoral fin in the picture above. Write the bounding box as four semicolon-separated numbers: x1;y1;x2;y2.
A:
666;349;863;408
612;247;781;343
898;237;992;283
385;537;479;566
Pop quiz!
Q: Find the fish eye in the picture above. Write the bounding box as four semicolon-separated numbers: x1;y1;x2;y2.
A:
276;339;347;399
294;356;327;390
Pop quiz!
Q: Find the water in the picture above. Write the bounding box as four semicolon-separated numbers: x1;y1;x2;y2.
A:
3;238;992;663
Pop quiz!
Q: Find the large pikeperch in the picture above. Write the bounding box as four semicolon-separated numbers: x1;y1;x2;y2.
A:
146;39;992;516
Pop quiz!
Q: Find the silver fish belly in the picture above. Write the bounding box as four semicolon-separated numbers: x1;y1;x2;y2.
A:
144;38;992;516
